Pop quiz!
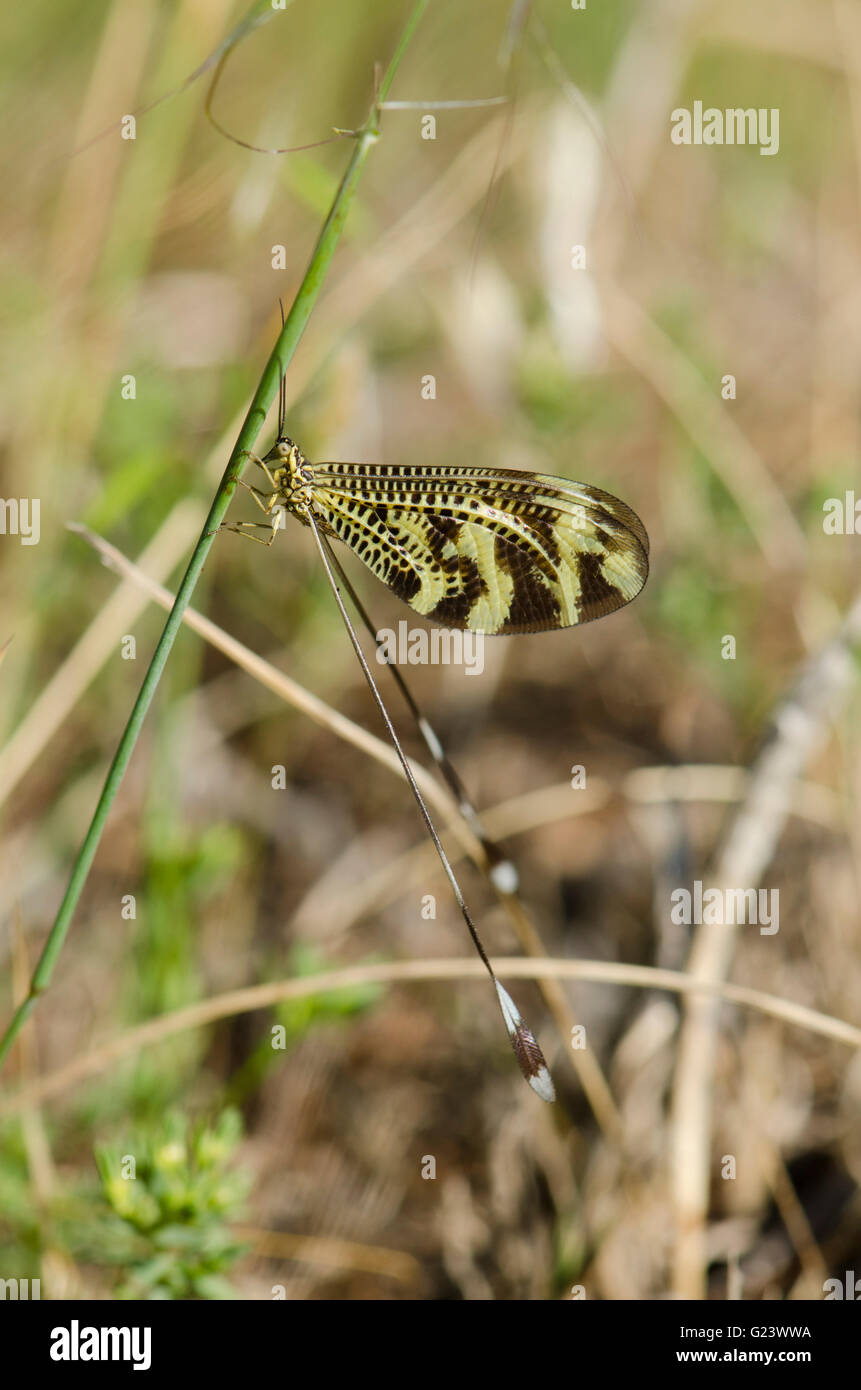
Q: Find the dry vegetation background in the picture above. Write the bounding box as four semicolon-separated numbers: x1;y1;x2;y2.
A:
1;0;860;1301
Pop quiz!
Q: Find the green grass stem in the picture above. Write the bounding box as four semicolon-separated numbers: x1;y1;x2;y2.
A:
0;0;430;1074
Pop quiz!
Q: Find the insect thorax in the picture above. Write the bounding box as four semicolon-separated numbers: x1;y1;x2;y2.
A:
262;437;315;520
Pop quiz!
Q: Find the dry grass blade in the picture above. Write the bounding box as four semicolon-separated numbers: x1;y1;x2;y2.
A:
671;588;861;1298
2;956;858;1120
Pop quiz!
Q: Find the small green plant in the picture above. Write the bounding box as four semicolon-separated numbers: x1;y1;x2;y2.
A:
95;1108;251;1300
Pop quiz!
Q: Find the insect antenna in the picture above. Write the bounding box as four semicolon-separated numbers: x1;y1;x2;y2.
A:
322;541;519;897
306;513;555;1102
277;300;287;441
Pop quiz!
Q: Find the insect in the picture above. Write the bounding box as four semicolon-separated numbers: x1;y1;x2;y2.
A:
230;442;649;634
224;377;649;1101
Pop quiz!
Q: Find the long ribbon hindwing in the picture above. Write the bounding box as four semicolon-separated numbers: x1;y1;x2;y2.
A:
307;462;649;635
226;437;649;1100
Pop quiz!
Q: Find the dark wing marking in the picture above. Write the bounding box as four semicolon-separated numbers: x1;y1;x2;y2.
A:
308;464;649;635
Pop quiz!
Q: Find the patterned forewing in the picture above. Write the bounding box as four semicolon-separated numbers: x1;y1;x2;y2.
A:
309;463;649;635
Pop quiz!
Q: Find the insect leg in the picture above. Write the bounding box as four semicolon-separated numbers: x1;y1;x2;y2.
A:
236;477;272;514
237;449;277;489
217;520;278;547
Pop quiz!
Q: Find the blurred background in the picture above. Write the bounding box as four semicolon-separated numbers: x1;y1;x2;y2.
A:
0;0;860;1301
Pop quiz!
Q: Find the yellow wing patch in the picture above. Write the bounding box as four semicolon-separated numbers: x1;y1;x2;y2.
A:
301;463;648;634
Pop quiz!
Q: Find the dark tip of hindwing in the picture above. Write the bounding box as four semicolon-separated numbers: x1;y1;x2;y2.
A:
494;982;555;1103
